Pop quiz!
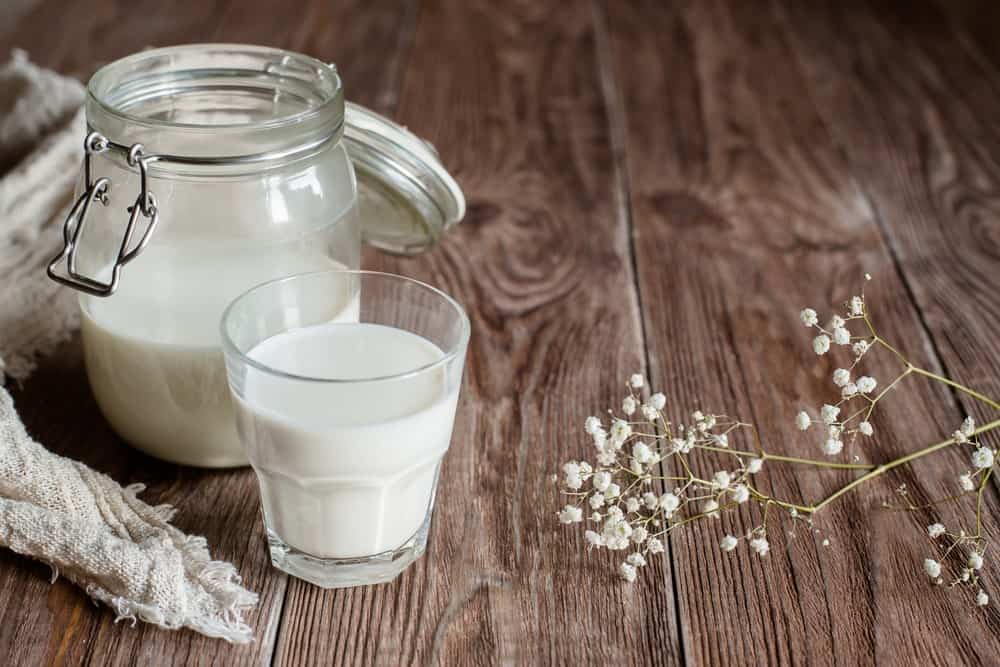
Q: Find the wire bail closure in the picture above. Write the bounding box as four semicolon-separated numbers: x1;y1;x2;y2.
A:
47;131;160;297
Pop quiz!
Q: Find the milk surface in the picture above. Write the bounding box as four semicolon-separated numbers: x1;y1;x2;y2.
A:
81;241;347;467
235;322;458;559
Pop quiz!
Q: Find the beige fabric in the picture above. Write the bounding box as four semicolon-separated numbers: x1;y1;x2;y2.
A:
0;51;257;643
0;49;83;382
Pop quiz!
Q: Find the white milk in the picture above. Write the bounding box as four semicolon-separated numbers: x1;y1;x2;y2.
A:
235;323;458;559
81;241;347;467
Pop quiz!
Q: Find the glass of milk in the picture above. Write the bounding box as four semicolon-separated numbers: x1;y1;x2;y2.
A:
221;270;469;588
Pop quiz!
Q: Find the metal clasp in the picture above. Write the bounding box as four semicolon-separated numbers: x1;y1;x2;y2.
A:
47;131;160;297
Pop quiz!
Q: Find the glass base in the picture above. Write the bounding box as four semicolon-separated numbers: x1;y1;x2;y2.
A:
265;516;431;589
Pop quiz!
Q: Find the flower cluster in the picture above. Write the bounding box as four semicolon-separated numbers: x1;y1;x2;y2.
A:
796;283;882;457
556;276;1000;611
908;415;995;603
557;376;787;582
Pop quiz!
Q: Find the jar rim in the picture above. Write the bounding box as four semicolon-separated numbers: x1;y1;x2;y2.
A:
86;44;344;161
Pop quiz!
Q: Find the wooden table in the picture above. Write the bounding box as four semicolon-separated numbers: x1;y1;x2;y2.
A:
2;0;999;664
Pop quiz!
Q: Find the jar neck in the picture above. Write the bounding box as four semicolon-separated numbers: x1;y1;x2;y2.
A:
86;44;343;165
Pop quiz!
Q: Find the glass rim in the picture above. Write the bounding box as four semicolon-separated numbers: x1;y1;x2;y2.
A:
87;43;343;134
220;269;471;384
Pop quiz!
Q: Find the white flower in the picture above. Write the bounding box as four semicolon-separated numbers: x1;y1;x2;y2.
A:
647;537;664;554
813;335;831;355
619;562;637;582
712;433;729;448
592;427;608;449
713;470;732;490
559;505;583;524
641;405;659;421
648;393;666;411
833;327;851;346
795;411;812;431
856;376;877;394
960;474;976;492
962;416;976;438
972;447;994;470
597;449;616;466
590;512;602;522
589;493;605;509
622;396;637;416
629;374;644;389
659;493;680;515
602;516;633;550
924;559;942;578
625;496;641;513
606;483;621;499
927;523;946;538
632;441;653;464
731;485;750;504
627;552;647;567
749;537;770;556
610;420;632;449
607;506;623;520
828;424;842;439
954;430;969;444
969;552;984;570
579;462;592;475
720;535;739;552
642;492;659;510
562;462;583;490
829;315;845;329
859;421;874;436
820;404;840;425
832;368;851;387
592;471;612;492
822;439;844;456
977;590;989;607
800;308;818;326
849;296;864;315
852;340;869;356
702;499;720;518
631;526;648;544
630;459;644;476
584;416;602;435
841;383;858;398
747;458;764;474
692;410;705;422
585;530;603;547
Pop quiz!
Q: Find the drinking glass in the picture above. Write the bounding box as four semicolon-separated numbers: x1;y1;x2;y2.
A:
221;270;469;588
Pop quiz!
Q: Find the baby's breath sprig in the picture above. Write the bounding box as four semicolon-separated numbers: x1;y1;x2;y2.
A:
556;275;1000;609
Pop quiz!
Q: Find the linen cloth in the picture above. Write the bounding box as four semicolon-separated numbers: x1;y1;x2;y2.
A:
0;50;257;643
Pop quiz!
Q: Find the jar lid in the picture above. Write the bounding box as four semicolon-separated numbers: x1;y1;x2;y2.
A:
344;102;465;254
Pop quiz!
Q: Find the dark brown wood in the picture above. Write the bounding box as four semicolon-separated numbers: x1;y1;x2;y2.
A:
273;0;676;664
605;0;1000;665
1;0;999;665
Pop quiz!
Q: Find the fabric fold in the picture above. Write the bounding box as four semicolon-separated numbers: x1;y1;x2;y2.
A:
0;50;258;643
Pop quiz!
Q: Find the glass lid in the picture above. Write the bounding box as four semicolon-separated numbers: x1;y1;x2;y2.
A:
344;102;465;255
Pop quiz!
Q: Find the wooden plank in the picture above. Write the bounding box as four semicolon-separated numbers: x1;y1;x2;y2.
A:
772;5;1000;661
775;0;1000;447
272;0;681;664
606;0;1000;664
0;1;417;665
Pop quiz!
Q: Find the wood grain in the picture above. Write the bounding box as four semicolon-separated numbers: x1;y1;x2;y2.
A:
0;1;423;665
605;0;1000;664
0;0;998;665
273;0;678;664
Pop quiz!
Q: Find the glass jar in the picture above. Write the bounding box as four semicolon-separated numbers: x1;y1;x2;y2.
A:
48;45;464;468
